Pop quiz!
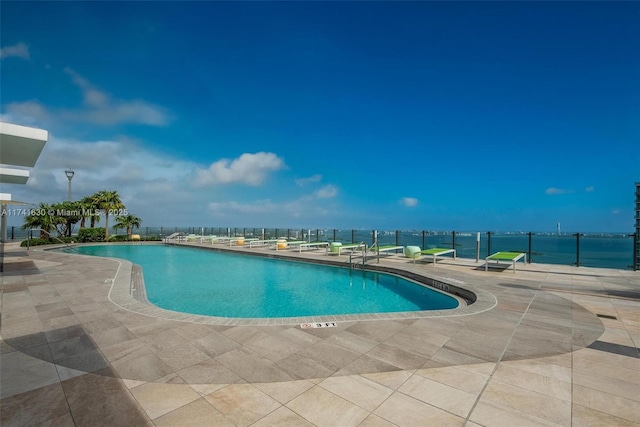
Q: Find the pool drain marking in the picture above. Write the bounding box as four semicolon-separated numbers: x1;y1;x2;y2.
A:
301;322;338;329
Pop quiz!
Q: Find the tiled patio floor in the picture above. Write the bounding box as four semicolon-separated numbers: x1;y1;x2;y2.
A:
1;241;638;426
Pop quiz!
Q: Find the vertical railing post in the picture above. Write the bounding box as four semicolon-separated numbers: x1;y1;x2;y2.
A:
452;230;456;250
333;229;336;242
351;229;355;244
574;233;583;267
11;226;14;240
487;231;492;256
395;230;399;246
527;232;534;263
631;233;638;271
476;232;480;262
422;230;426;249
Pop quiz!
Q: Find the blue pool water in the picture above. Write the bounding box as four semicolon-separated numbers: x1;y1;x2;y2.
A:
71;245;459;318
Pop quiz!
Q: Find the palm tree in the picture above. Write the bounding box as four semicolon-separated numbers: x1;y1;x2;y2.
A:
114;214;142;240
92;190;125;241
21;203;64;238
79;195;100;229
51;201;82;237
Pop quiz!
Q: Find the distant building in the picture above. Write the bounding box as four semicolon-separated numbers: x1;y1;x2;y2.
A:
635;182;640;270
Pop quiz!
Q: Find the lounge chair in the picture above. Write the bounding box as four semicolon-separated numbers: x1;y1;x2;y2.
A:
370;245;404;256
330;242;366;256
485;251;526;273
248;239;279;248
229;237;259;246
296;241;330;252
419;248;456;265
275;239;306;250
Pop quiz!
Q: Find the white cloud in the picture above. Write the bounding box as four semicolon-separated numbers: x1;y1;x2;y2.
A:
545;187;573;195
6;136;198;223
314;184;337;199
195;152;285;187
585;186;595;192
0;42;30;60
295;174;322;186
401;197;418;207
1;102;52;125
206;185;334;222
64;69;171;126
4;69;171;128
611;209;620;215
208;200;277;215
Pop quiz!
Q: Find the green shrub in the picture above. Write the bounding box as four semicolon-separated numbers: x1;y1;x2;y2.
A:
20;236;76;247
78;228;106;242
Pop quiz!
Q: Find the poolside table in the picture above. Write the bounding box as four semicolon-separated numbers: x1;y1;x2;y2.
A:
485;251;526;273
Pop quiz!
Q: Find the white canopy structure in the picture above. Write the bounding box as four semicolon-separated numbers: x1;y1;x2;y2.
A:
0;122;49;242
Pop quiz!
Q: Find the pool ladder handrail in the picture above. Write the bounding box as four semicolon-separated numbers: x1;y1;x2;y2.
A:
348;241;368;269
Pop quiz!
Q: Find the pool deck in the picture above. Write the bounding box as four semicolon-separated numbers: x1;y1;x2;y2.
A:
1;241;638;426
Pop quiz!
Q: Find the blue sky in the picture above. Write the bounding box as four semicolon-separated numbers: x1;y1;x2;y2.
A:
1;1;638;232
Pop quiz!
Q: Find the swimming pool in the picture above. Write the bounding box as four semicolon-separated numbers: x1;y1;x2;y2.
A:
71;245;459;318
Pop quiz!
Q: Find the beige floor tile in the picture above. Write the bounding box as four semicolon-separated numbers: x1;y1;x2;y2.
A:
0;382;70;426
492;364;571;401
397;374;477;418
571;403;639;427
358;414;398;426
483;379;571;425
500;358;572;382
455;361;497;376
190;382;228;397
361;370;413;390
572;370;640;402
253;379;315;404
572;349;640;378
251;406;315;427
204;383;281;426
153;398;234;427
0;351;60;399
572;383;640;423
130;382;200;420
122;378;147;389
287;385;369;427
414;365;489;394
469;399;564;427
319;375;394;412
374;392;465;426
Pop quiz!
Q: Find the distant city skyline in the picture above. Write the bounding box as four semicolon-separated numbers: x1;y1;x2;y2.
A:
1;2;638;232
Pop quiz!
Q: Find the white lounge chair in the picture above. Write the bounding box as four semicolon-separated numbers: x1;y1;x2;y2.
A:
419;248;456;265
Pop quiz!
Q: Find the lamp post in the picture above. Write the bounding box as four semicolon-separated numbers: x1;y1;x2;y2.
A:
64;169;75;201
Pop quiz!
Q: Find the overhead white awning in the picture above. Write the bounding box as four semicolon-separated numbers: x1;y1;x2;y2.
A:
0;167;30;184
0;122;48;167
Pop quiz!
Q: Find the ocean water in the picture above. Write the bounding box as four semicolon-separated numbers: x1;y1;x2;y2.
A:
363;232;635;270
32;225;632;270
